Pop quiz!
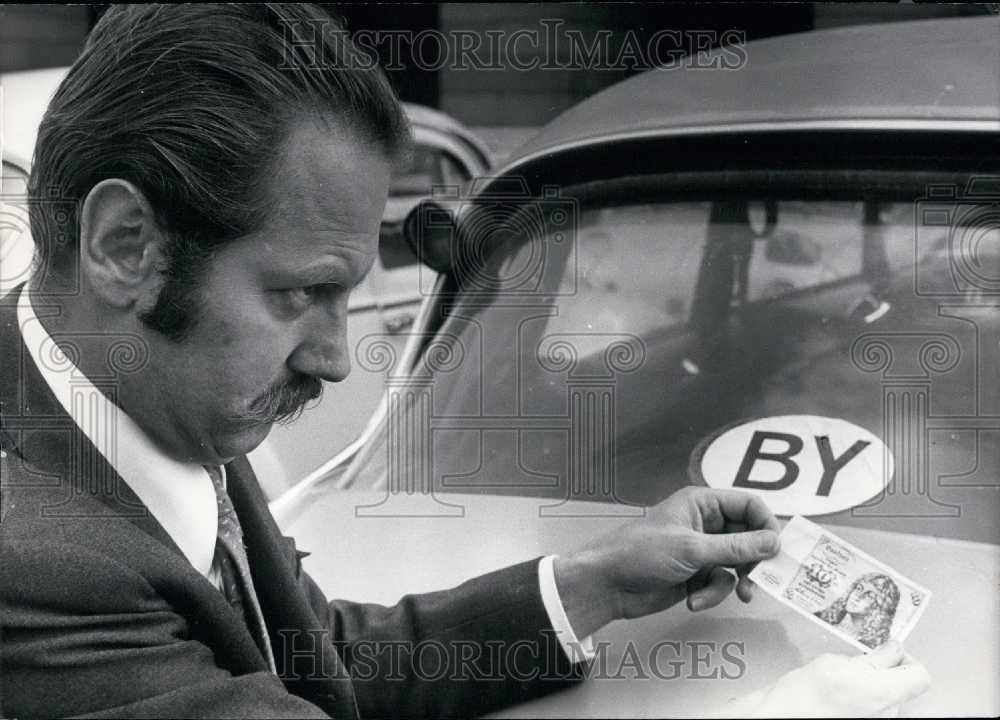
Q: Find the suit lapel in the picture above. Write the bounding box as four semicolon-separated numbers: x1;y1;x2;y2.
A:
225;457;361;720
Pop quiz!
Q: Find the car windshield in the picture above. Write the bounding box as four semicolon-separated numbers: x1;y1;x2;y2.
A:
347;176;998;544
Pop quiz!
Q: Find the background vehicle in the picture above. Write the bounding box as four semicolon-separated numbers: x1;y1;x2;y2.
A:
275;18;999;714
0;69;492;488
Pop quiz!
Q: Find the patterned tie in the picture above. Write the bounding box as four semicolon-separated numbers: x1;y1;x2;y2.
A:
204;465;277;673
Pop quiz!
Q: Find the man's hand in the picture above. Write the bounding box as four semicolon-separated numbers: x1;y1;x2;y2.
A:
553;487;781;638
725;641;931;717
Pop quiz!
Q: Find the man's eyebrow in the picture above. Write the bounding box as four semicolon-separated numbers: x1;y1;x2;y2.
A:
282;255;374;288
284;263;348;286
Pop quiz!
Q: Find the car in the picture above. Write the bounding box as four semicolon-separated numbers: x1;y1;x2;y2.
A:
273;16;998;716
0;68;492;490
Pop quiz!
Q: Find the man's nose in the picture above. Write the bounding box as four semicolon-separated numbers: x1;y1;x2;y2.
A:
288;332;351;384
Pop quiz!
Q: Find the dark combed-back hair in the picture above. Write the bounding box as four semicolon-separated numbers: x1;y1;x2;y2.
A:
29;3;409;329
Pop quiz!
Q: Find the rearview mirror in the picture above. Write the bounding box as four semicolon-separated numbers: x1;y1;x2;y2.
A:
765;230;822;266
748;200;779;237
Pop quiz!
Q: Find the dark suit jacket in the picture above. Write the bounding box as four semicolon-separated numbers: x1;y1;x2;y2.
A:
0;288;582;719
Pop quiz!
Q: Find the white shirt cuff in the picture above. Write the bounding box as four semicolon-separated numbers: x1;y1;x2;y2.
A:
538;555;595;664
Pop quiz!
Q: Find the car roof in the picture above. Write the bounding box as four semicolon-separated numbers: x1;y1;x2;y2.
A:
401;101;492;164
503;16;1000;171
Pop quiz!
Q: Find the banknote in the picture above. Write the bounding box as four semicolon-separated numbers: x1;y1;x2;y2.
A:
748;516;931;653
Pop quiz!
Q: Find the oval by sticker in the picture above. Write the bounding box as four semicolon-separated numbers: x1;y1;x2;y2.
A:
698;415;893;517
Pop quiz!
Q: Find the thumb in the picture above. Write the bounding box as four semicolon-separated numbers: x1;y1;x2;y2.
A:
863;640;904;669
694;530;780;567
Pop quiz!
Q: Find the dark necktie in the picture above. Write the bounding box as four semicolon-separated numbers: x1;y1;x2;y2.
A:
204;465;277;673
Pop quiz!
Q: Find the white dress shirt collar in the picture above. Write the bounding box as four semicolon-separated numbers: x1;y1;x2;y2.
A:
16;286;218;576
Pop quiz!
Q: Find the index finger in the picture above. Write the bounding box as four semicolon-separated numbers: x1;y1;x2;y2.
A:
704;489;781;535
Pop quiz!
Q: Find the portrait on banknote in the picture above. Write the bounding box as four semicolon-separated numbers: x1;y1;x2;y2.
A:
749;516;930;652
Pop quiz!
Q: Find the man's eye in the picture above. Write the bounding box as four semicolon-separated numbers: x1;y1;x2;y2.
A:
289;286;317;303
284;284;334;310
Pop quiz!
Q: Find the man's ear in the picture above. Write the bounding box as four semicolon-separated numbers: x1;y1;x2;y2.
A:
79;179;164;309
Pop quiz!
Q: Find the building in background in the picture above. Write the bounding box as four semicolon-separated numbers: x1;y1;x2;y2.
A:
1;2;994;162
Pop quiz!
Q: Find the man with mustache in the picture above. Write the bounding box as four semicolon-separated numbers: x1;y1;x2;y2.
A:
0;5;929;718
244;372;324;428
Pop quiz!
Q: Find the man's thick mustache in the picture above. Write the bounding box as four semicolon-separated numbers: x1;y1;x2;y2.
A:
242;374;324;426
